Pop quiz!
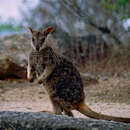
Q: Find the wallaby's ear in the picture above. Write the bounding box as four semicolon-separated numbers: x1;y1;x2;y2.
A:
28;27;34;34
44;27;54;36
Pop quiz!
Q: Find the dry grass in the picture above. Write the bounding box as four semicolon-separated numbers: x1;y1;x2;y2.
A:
0;45;130;118
84;77;130;104
0;79;130;118
80;45;130;77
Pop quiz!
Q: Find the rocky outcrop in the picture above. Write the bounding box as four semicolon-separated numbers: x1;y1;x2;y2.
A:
0;111;130;130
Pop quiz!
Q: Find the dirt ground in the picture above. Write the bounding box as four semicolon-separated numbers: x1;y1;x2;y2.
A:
0;77;130;118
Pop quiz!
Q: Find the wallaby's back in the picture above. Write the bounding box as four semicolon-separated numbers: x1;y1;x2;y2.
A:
45;53;85;109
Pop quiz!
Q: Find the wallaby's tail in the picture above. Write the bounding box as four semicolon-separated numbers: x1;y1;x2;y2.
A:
77;102;130;123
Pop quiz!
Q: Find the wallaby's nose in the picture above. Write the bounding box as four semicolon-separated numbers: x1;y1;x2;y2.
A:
36;46;39;51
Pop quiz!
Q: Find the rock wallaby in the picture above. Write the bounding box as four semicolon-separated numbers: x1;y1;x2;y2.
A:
27;26;130;123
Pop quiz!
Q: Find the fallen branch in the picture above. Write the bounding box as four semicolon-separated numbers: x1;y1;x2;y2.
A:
0;111;130;130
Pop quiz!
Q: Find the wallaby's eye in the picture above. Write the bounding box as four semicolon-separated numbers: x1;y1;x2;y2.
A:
42;38;45;42
41;38;45;43
32;37;35;42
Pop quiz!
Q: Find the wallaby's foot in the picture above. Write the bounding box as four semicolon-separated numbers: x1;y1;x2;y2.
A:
40;110;53;114
40;110;63;115
64;110;74;117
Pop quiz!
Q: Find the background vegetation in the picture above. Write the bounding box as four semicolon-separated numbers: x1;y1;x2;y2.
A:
20;0;130;76
0;18;23;36
0;0;130;76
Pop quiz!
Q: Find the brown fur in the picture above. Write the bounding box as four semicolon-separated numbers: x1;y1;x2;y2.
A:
27;26;130;123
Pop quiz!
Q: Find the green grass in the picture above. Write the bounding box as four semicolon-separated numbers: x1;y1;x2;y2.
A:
0;19;23;32
0;24;23;32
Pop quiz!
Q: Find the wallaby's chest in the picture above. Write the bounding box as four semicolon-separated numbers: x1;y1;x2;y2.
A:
30;52;44;65
29;51;45;75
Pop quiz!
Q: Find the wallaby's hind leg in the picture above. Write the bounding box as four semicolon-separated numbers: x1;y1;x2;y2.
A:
52;102;63;115
40;102;62;115
40;105;62;115
64;110;74;117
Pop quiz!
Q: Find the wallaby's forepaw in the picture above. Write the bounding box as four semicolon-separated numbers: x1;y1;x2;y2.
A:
35;79;43;84
28;77;34;83
38;79;43;84
36;78;46;85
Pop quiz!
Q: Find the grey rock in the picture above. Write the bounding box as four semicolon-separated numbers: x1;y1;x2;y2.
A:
0;111;130;130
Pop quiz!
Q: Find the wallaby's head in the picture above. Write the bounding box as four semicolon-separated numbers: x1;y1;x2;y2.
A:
28;27;54;51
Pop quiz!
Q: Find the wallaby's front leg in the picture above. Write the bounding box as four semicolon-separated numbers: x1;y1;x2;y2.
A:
27;63;31;79
37;66;54;84
36;69;47;84
27;63;36;82
27;63;33;82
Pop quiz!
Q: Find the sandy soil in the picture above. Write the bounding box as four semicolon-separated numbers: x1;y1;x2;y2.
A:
0;78;130;118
